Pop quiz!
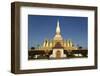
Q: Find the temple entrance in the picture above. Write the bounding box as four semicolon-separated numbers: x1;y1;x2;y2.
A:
56;50;61;58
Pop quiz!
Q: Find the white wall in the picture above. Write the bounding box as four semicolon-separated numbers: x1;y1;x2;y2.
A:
0;0;100;76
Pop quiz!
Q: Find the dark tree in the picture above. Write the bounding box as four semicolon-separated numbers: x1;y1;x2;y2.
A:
78;46;82;49
31;47;35;49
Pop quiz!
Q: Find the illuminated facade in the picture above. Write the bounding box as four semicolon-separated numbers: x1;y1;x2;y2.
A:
34;20;78;58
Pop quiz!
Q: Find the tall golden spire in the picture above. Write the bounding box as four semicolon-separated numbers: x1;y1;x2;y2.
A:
56;20;60;35
54;20;63;40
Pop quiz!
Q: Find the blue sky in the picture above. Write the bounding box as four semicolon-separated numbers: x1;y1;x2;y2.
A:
28;15;88;48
